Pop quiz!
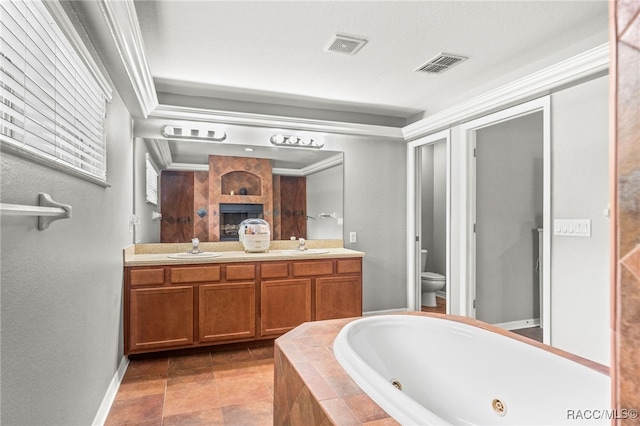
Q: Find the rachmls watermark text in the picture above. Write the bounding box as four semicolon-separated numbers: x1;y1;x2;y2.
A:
567;409;638;420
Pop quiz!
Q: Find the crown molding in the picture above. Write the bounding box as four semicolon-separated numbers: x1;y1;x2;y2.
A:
99;0;158;117
301;152;344;176
273;153;344;177
164;154;343;176
166;163;208;172
150;104;404;139
44;1;113;101
146;139;172;169
403;43;610;141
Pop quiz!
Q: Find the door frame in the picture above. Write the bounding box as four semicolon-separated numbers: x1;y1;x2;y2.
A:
406;129;451;312
460;96;551;344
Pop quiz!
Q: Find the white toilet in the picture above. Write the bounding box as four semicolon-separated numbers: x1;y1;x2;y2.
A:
420;249;446;307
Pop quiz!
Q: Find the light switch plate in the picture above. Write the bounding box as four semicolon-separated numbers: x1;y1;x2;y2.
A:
349;232;357;243
554;219;591;237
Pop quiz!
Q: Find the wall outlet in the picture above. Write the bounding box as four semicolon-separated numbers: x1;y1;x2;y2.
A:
349;232;357;243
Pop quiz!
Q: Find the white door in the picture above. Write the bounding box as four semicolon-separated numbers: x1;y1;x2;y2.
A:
460;96;551;344
406;130;451;312
474;111;543;325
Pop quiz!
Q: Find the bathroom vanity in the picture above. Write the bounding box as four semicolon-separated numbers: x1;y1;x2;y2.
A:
123;241;363;355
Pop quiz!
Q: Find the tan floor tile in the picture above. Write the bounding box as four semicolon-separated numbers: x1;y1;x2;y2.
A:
162;408;224;425
217;378;273;407
115;373;167;401
253;358;275;379
211;348;253;365
124;357;168;379
213;361;264;383
168;353;212;373
221;399;273;426
163;381;220;417
249;345;274;360
167;366;215;388
105;394;164;426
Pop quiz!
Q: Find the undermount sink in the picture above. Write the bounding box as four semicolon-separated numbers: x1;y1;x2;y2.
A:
282;249;330;255
167;252;223;259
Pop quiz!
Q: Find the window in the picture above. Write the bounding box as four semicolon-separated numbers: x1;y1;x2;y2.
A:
145;154;158;205
0;0;111;183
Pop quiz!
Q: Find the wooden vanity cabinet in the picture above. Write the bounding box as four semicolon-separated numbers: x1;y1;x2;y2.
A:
260;279;312;337
199;282;256;343
316;276;362;320
316;259;362;320
198;263;257;343
129;285;194;352
124;257;362;355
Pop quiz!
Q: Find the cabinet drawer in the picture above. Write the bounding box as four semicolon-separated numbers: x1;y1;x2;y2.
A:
336;259;362;274
171;266;221;283
261;262;289;279
292;261;333;277
226;264;256;281
130;268;165;286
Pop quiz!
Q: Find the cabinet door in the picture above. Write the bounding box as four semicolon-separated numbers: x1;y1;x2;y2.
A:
315;276;362;321
129;286;194;352
199;282;256;343
261;279;311;337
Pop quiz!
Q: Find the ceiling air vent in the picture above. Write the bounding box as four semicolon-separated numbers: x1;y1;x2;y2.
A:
415;53;468;74
326;34;368;55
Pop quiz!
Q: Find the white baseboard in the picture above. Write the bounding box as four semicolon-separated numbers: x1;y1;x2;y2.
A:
494;318;540;331
92;356;130;426
363;308;408;316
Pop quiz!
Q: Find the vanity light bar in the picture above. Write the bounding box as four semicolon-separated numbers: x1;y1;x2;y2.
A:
161;125;227;142
270;134;324;149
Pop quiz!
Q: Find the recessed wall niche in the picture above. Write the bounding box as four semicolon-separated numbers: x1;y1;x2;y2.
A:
221;171;262;196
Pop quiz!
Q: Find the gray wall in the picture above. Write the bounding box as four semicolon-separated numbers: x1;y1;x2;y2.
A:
474;112;543;324
306;164;344;240
341;138;407;312
0;91;133;424
444;76;609;364
550;75;609;365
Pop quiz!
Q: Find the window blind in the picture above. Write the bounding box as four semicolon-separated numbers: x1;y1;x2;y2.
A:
0;0;108;181
145;154;158;205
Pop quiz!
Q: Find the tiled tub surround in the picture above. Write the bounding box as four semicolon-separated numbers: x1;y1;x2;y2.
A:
612;0;640;417
274;313;608;426
274;318;398;425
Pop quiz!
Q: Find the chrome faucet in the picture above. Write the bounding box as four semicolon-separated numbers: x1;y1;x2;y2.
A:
191;237;201;254
297;237;306;251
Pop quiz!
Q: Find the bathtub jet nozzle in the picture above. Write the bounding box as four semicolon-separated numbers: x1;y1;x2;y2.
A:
391;379;402;391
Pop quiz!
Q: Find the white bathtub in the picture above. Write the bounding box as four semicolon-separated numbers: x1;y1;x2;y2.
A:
333;314;610;425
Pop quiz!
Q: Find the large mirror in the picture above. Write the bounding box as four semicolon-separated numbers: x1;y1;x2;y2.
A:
133;132;344;244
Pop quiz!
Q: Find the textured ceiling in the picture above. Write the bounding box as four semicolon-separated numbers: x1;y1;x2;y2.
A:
134;0;609;123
